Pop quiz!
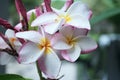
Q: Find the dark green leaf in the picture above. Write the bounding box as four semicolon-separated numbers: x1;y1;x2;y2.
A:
0;74;27;80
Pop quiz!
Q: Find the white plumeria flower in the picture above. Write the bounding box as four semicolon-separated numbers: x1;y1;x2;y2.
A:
15;29;70;79
5;29;22;50
53;26;97;62
31;1;92;34
0;29;21;65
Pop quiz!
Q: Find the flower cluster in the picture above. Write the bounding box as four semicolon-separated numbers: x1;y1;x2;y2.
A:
0;0;97;79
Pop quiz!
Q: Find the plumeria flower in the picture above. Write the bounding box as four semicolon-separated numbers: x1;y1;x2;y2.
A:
31;1;92;34
53;26;97;62
15;28;70;79
5;29;22;50
0;17;22;65
0;29;21;65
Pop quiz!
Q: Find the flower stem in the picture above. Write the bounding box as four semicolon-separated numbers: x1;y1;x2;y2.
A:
36;61;46;80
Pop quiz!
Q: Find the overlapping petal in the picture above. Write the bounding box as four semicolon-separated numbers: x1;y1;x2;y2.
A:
77;36;97;53
31;12;58;27
44;19;64;34
38;49;61;79
16;31;42;43
67;15;90;30
18;42;44;64
51;33;72;50
67;1;92;19
61;45;81;62
60;26;88;38
5;29;15;38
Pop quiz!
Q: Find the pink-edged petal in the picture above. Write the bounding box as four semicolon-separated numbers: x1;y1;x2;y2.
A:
60;26;73;38
0;36;8;49
73;28;89;37
67;15;90;30
5;29;15;38
14;40;22;50
38;49;61;79
77;37;97;53
31;12;58;27
44;19;65;34
14;23;22;31
16;31;42;43
60;26;88;37
61;45;81;62
51;33;72;50
18;42;44;64
67;1;92;19
0;52;14;65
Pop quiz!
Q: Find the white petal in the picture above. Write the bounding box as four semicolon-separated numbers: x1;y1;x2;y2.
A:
77;37;97;53
60;26;73;38
51;33;72;50
0;36;8;49
73;28;88;37
18;42;44;64
38;49;61;79
60;26;88;38
31;12;58;27
16;31;42;43
61;45;81;62
67;15;90;30
44;19;65;34
67;1;91;19
5;29;15;38
0;52;15;65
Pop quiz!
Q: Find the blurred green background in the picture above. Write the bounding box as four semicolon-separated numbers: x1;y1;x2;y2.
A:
0;0;120;80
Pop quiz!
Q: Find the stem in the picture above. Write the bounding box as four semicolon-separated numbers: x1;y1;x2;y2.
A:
36;61;46;80
44;0;52;12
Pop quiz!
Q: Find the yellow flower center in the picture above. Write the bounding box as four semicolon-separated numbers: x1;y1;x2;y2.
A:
38;38;51;54
55;14;71;23
9;38;16;47
66;37;76;46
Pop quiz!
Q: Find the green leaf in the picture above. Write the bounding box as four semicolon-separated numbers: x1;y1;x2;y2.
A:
0;74;29;80
90;7;120;25
102;0;115;8
28;12;36;25
28;12;38;30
